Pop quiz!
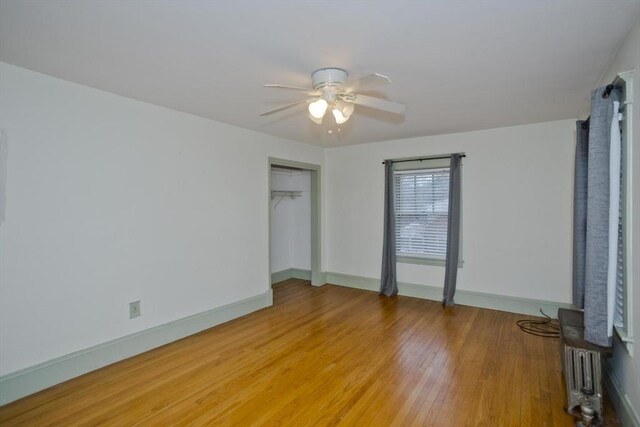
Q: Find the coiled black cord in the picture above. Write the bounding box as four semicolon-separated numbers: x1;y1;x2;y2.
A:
516;310;560;338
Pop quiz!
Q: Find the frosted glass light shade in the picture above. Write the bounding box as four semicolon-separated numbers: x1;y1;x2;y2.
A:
332;100;354;124
308;113;323;124
308;99;328;119
332;108;349;124
338;100;355;117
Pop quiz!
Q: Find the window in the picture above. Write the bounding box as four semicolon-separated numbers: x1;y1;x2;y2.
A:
393;158;461;266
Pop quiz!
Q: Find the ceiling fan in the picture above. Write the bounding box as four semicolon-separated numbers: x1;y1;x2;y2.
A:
260;67;406;125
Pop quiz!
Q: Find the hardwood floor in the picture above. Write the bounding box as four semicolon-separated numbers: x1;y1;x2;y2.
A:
0;279;620;426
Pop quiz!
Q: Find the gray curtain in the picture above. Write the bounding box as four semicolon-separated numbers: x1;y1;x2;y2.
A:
573;121;589;308
442;154;462;307
584;86;620;347
380;160;398;296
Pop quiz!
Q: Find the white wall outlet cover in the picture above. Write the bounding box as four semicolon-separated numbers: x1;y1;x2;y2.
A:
129;301;141;319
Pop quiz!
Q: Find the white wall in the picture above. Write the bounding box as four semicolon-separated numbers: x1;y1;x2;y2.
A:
600;20;640;418
269;168;311;273
0;63;324;376
325;119;575;303
270;170;294;273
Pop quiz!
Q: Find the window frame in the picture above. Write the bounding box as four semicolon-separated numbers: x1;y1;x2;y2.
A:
614;70;635;356
393;157;463;267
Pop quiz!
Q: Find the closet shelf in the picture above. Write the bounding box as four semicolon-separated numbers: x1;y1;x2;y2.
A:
271;190;302;198
271;190;303;208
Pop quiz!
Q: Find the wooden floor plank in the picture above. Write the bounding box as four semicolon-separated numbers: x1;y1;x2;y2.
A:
0;279;621;426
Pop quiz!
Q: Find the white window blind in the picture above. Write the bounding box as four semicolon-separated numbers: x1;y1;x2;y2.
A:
614;200;624;327
394;167;450;259
614;127;625;328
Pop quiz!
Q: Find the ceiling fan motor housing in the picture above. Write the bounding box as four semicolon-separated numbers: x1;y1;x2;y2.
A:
311;68;348;90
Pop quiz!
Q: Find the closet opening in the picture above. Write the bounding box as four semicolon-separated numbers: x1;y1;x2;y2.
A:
268;158;322;303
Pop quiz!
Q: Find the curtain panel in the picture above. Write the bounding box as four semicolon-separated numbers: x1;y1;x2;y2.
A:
577;86;621;347
380;160;398;297
442;154;462;307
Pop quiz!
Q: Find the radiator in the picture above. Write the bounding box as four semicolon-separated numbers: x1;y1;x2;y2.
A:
557;308;612;425
561;344;604;420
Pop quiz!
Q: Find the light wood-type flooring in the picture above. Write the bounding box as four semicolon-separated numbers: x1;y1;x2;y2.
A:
0;279;620;426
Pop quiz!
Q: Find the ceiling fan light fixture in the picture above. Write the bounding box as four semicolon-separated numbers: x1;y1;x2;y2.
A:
336;100;354;117
308;98;328;119
308;112;323;125
332;108;349;124
332;100;354;124
342;101;355;117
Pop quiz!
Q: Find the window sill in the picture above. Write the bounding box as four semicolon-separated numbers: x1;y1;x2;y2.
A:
614;326;634;357
397;256;464;268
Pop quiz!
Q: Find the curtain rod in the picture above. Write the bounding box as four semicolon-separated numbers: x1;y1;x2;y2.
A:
581;76;624;129
382;154;466;165
602;76;624;99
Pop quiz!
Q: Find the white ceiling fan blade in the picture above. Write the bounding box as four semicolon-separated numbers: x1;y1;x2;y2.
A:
259;100;308;116
347;73;391;92
352;94;406;115
264;84;319;95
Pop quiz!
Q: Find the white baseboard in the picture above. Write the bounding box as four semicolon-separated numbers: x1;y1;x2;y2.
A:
0;290;272;406
271;268;311;284
603;362;640;427
311;271;326;287
325;272;572;318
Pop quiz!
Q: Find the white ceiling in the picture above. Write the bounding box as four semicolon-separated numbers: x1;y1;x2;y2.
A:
1;1;639;147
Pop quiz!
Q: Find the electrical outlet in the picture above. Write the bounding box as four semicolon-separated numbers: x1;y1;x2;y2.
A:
129;300;141;319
